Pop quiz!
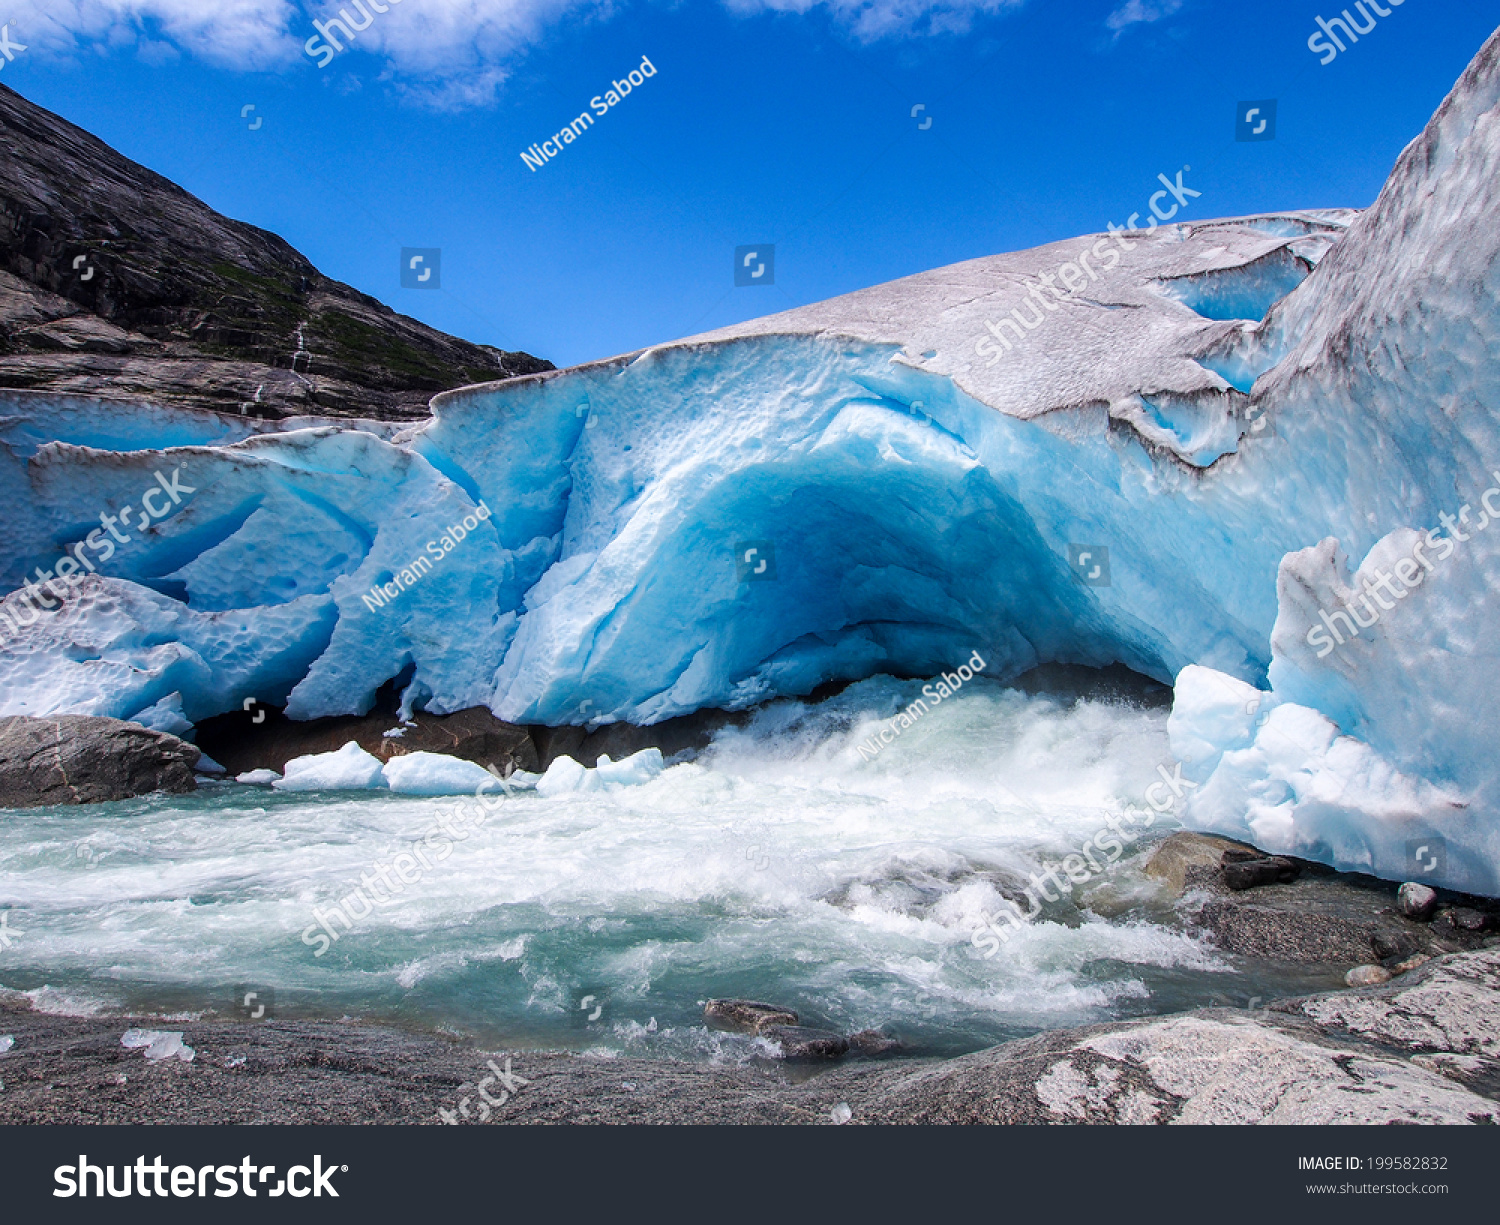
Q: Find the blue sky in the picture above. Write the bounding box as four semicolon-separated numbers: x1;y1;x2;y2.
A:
5;0;1495;367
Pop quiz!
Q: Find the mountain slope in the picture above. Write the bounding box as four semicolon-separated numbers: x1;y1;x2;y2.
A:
0;83;550;421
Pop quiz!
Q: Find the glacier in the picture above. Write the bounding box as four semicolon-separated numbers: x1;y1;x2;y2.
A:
3;30;1499;893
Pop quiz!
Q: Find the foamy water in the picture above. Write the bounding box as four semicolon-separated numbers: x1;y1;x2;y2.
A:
0;677;1324;1059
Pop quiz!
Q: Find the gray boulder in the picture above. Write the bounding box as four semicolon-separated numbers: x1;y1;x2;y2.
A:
1221;852;1301;891
1398;881;1439;919
703;999;798;1034
759;1026;850;1060
1345;964;1393;987
1143;831;1258;897
0;715;199;807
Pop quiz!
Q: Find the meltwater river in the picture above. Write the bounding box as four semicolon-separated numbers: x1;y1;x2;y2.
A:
0;676;1340;1060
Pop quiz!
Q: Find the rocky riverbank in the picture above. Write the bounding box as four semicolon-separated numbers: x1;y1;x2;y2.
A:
2;942;1495;1126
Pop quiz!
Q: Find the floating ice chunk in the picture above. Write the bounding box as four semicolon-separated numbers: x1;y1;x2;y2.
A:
235;768;281;786
536;755;601;797
382;751;499;796
128;691;195;738
0;1034;13;1055
121;1029;195;1062
534;749;663;796
595;747;665;787
273;741;388;792
534;746;663;791
504;769;541;790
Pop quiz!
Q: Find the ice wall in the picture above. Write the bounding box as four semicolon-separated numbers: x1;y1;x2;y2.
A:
0;193;1356;730
1167;28;1500;893
0;323;1309;730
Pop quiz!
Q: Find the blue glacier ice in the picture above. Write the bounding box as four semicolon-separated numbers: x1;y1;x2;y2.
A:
3;31;1500;893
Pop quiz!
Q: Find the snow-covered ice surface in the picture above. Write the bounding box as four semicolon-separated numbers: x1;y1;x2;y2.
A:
2;33;1499;893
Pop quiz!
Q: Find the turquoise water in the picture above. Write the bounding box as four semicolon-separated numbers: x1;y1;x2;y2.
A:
0;678;1337;1060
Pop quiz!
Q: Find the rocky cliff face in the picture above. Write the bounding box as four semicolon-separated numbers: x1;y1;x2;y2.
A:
0;84;551;422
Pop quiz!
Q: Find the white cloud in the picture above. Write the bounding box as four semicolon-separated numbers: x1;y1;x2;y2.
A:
15;0;303;68
16;0;1038;109
1104;0;1186;37
16;0;608;107
721;0;1023;41
369;0;616;108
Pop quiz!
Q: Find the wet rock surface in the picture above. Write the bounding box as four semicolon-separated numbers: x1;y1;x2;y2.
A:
1221;853;1301;891
1162;835;1498;966
1142;832;1255;896
194;698;538;778
759;1026;851;1060
848;1029;902;1057
703;1000;799;1035
0;714;198;807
